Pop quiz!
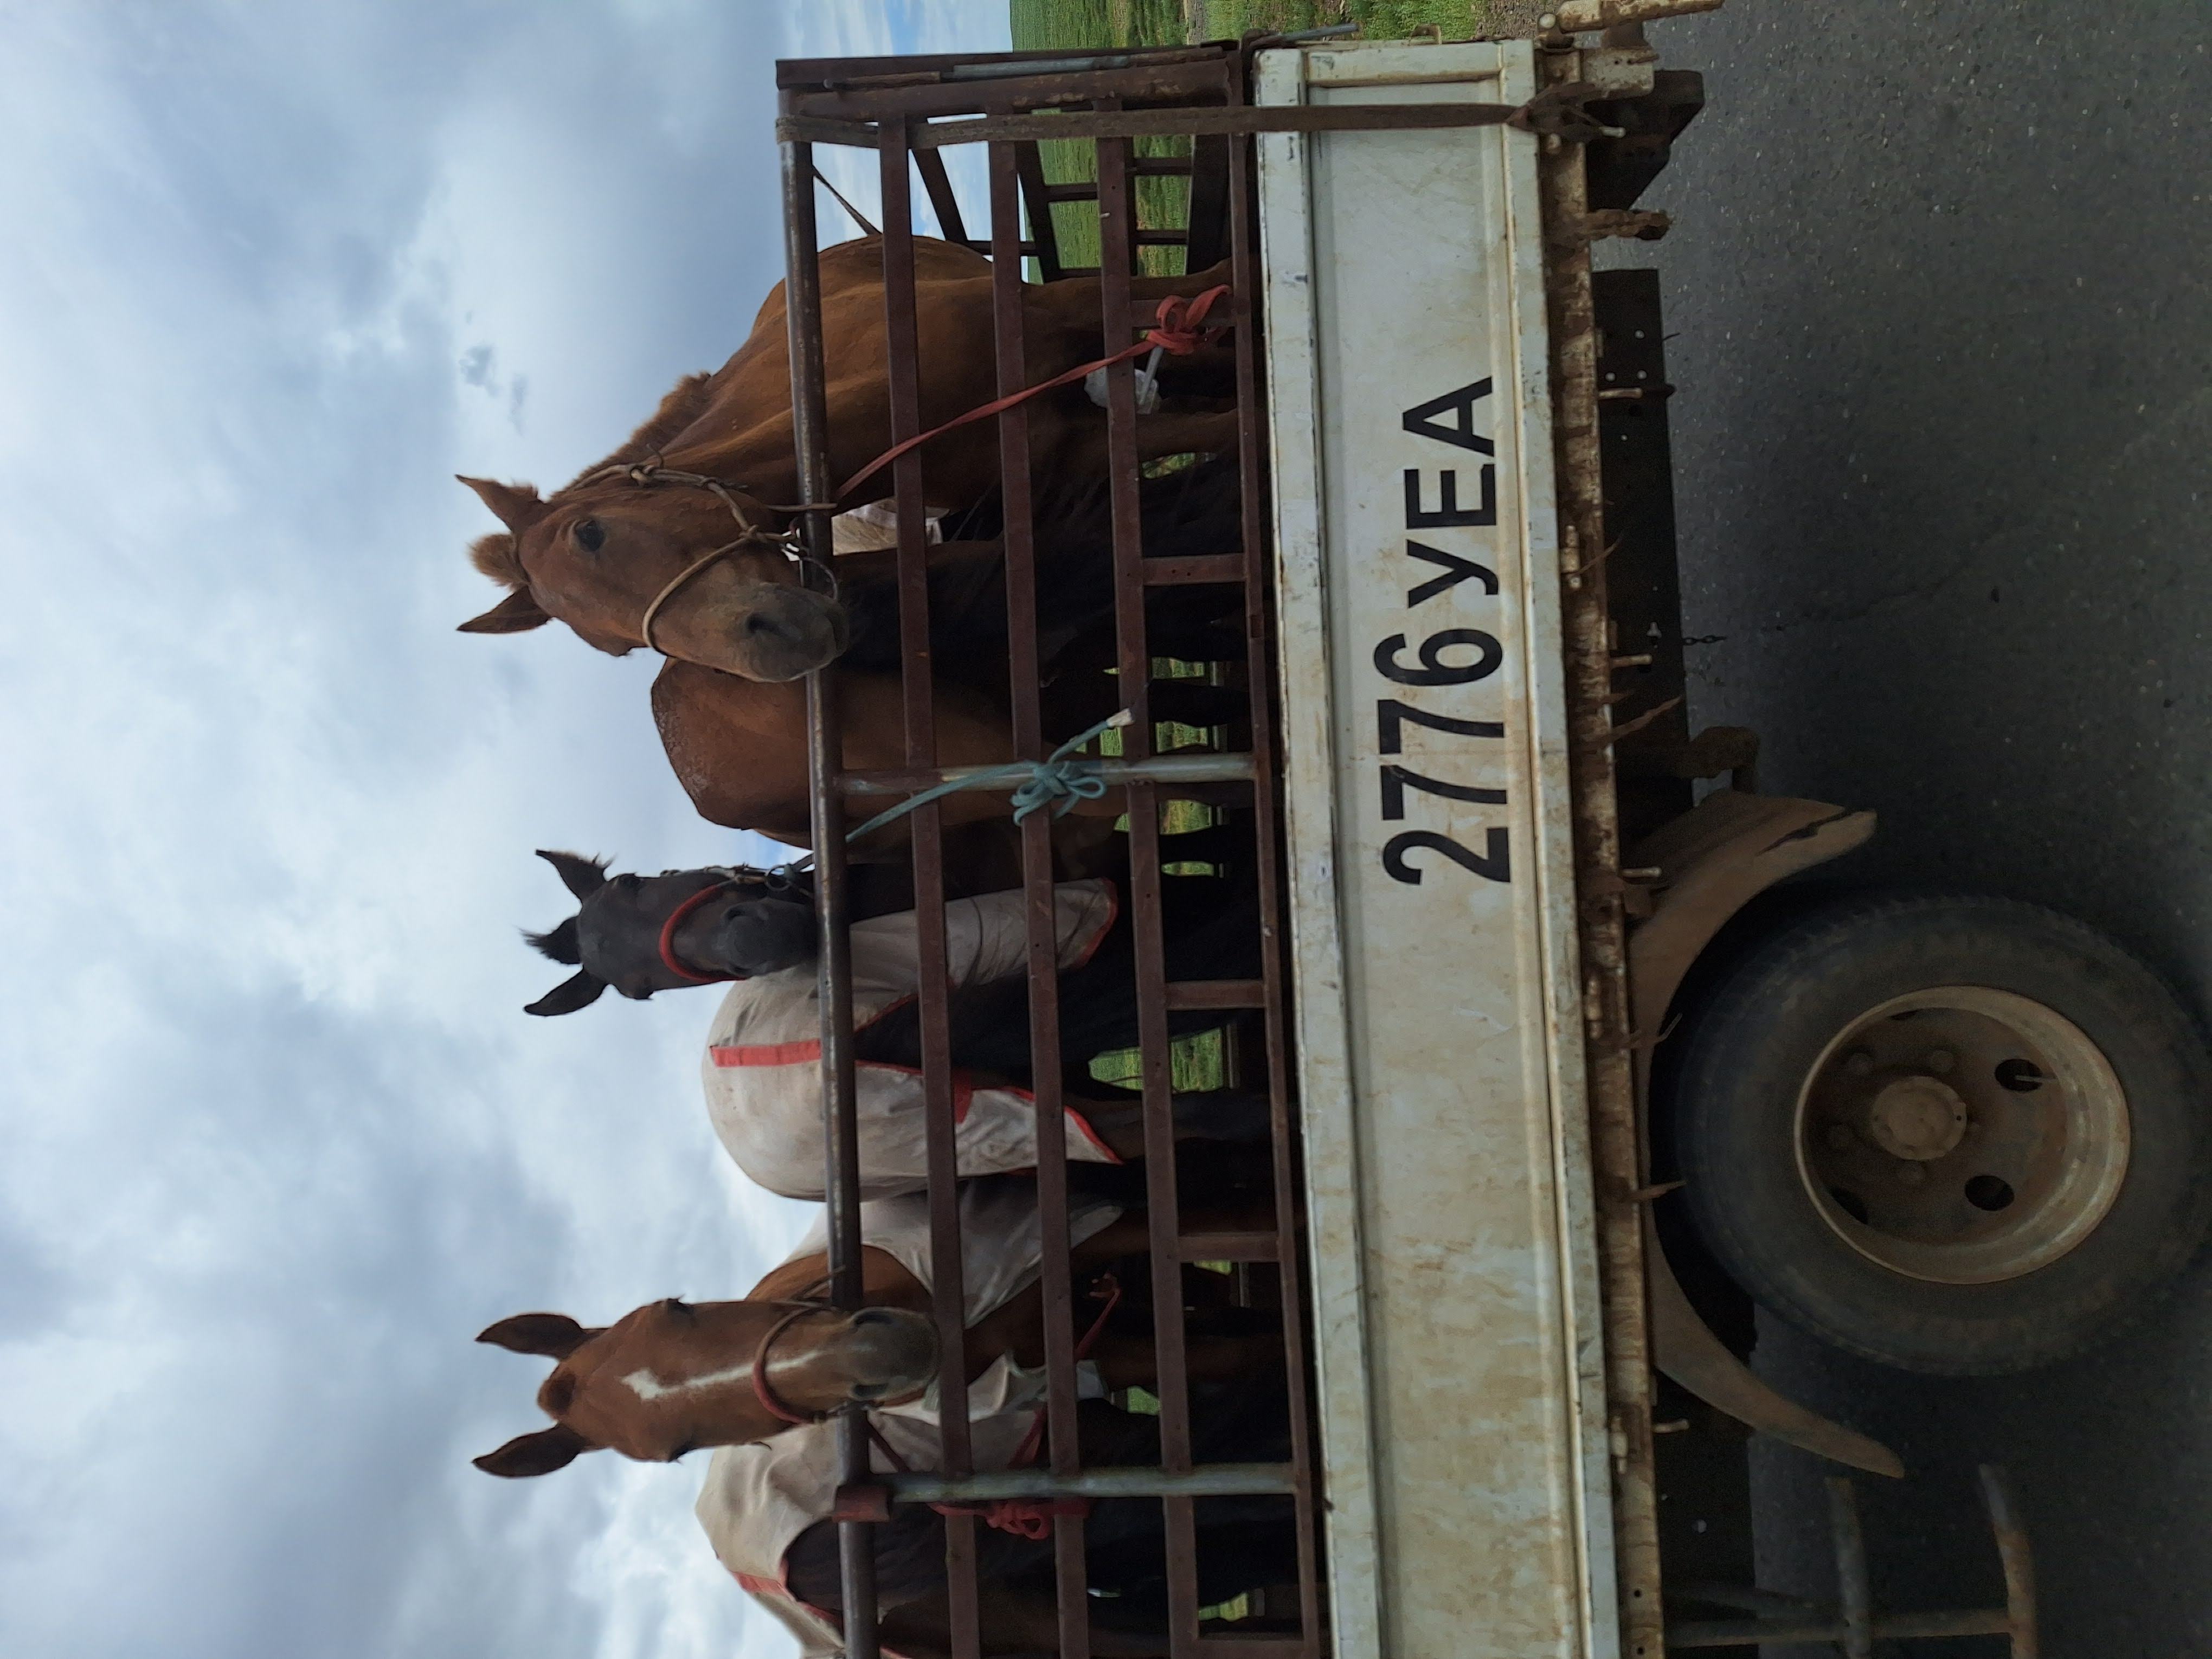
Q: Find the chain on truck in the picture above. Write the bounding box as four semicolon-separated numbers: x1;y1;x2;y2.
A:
767;3;2212;1654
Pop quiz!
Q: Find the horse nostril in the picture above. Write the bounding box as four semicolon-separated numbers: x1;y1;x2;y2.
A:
850;1308;896;1328
744;612;788;640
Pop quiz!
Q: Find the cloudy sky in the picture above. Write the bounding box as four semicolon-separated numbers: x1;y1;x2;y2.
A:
0;4;1006;1656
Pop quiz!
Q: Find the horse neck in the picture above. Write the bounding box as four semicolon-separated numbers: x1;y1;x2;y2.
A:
747;1246;928;1311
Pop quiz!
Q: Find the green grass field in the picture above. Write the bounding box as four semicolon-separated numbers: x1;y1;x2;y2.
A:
1009;0;1491;54
1008;0;1492;271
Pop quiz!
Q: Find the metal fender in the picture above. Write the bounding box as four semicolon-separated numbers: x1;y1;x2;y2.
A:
1625;789;1904;1478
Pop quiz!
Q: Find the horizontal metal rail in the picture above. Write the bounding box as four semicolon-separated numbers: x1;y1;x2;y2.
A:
781;100;1562;151
839;751;1256;795
883;1463;1298;1503
945;51;1219;82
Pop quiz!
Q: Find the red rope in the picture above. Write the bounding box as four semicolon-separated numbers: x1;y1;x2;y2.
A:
835;286;1233;504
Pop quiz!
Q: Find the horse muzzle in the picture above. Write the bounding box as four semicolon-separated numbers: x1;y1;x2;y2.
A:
709;583;851;682
837;1307;941;1402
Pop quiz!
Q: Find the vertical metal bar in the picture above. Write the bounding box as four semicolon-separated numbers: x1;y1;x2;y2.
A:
878;118;982;1659
988;132;1095;1659
1097;108;1203;1659
1824;1477;1874;1659
781;130;879;1659
1536;40;1665;1659
1224;69;1322;1656
1979;1464;2040;1659
1014;140;1066;280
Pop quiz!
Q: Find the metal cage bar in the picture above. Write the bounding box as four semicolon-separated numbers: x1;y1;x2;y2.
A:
876;117;986;1659
986;123;1097;1659
779;131;882;1659
784;41;1322;1659
1223;55;1324;1652
1093;105;1209;1659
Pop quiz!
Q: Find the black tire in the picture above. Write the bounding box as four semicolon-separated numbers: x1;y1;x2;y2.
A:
1671;891;2212;1374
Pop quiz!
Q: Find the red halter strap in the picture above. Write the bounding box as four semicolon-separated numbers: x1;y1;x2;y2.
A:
658;880;741;985
750;1301;834;1426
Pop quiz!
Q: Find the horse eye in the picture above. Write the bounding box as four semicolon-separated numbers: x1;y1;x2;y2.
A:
573;518;606;552
616;873;642;891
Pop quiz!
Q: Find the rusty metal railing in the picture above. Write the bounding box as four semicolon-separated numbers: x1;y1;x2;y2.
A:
779;40;1319;1659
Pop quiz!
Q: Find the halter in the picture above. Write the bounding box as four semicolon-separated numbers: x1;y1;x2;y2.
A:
657;879;742;985
570;460;838;657
749;1299;838;1427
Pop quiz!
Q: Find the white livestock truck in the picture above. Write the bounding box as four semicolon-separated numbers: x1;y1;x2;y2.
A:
771;7;2206;1654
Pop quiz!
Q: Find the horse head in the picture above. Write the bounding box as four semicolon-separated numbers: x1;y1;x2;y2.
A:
470;1297;940;1477
455;468;849;682
520;849;816;1013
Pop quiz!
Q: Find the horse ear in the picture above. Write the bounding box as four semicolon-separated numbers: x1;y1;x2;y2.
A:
458;588;550;635
524;917;581;966
472;1424;594;1480
536;849;610;901
457;475;548;532
525;970;607;1017
477;1312;599;1359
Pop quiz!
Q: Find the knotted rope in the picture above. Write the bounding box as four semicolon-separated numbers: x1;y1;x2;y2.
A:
839;709;1134;848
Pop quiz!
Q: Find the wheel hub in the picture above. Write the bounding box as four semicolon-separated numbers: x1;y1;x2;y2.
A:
1793;986;2132;1284
1864;1074;1968;1161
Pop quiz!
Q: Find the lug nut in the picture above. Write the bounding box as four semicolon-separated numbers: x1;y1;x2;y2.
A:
1844;1050;1876;1078
1925;1047;1957;1075
1896;1163;1927;1187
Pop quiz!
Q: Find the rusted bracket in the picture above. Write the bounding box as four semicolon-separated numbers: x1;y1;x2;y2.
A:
832;1482;895;1523
1624;792;1902;1477
1592;694;1684;749
1579;207;1671;242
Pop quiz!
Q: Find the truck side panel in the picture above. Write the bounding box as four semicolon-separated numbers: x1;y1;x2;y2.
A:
1259;41;1618;1659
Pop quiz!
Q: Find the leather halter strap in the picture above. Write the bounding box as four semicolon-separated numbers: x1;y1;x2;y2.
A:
657;879;741;985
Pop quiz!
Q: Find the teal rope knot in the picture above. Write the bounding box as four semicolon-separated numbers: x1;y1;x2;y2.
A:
844;710;1133;845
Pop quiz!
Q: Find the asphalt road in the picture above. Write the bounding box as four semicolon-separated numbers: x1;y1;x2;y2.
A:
1628;5;2212;1655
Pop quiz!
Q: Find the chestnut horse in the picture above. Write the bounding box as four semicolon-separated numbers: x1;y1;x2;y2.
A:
473;1184;1290;1657
470;1201;1277;1477
454;235;1237;679
640;460;1247;854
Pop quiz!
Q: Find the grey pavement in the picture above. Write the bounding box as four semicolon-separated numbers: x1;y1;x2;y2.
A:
1629;4;2212;1655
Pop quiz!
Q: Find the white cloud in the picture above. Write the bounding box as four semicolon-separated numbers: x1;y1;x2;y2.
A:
0;2;1005;1657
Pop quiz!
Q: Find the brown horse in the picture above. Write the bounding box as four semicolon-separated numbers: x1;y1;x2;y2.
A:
455;235;1237;680
470;1205;1277;1476
609;461;1247;862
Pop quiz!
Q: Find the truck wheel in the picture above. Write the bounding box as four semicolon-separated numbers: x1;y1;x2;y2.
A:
1671;891;2212;1374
